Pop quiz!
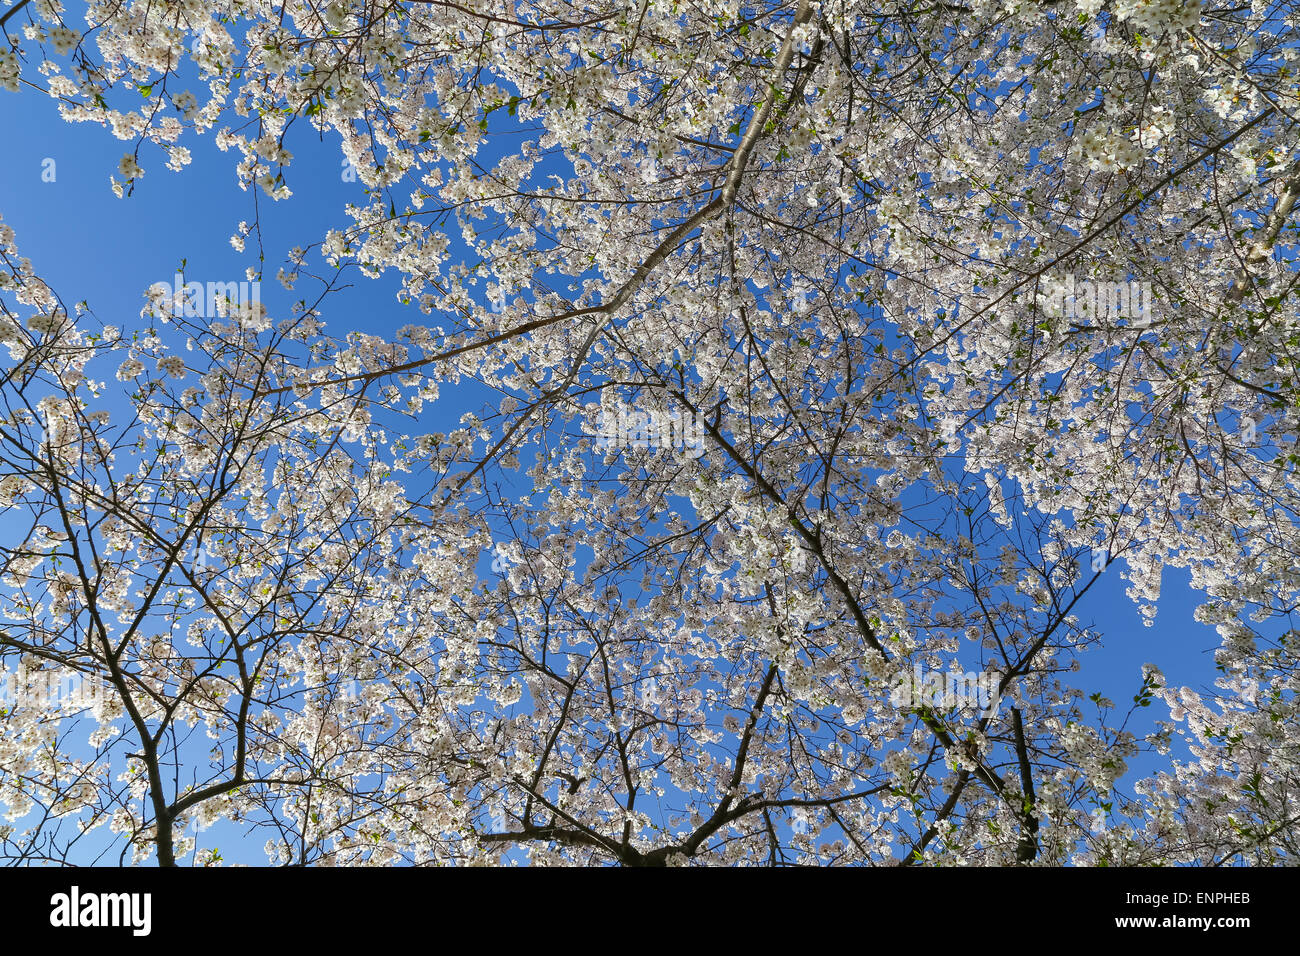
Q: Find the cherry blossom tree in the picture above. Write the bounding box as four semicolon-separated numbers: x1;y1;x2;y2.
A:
2;0;1299;864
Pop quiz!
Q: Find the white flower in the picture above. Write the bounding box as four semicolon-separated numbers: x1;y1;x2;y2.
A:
157;355;186;379
883;750;913;777
27;312;60;335
0;474;29;507
173;90;198;118
166;146;192;172
117;357;144;380
237;298;270;332
117;154;143;180
0;50;19;93
1079;128;1145;173
48;26;79;54
1115;0;1201;32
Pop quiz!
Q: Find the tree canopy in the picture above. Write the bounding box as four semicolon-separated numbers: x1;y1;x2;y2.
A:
1;0;1298;865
